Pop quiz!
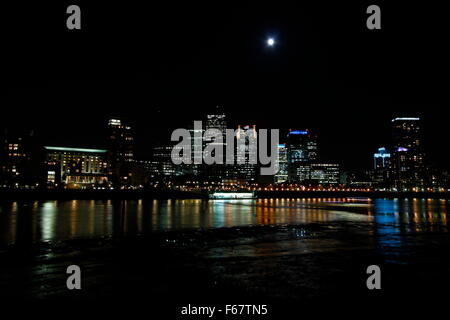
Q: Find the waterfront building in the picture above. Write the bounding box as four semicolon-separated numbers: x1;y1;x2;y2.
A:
44;146;108;188
0;129;38;188
274;143;288;183
151;145;178;179
373;147;391;186
107;118;134;187
234;124;257;182
390;117;425;190
342;169;373;188
374;147;391;169
205;106;227;138
286;129;318;182
203;106;230;181
186;125;205;176
290;162;340;185
296;163;311;182
309;163;340;185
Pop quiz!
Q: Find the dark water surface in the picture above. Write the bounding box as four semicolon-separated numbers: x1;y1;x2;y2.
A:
1;198;449;248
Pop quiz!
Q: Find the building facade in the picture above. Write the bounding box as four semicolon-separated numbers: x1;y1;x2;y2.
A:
203;107;230;181
107;118;135;187
373;147;391;186
44;146;108;189
274;143;288;183
0;129;38;188
234;125;258;182
309;163;340;185
287;129;318;182
390;117;425;190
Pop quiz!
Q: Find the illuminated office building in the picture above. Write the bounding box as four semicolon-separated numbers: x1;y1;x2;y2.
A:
44;146;108;188
151;145;178;179
294;163;340;185
391;117;424;190
287;129;318;182
0;129;37;188
374;147;391;169
296;164;311;182
107;118;134;186
204;106;227;159
306;135;318;161
186;125;204;176
203;106;230;181
235;124;257;181
309;163;340;185
205;106;227;138
373;147;391;185
274;143;288;183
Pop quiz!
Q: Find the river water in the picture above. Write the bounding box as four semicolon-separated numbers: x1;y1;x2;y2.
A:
1;197;450;306
1;198;448;247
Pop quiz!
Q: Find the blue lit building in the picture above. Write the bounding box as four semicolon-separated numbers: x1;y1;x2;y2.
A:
374;147;391;169
373;147;391;187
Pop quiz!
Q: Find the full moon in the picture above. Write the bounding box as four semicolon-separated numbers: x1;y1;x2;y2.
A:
267;38;275;46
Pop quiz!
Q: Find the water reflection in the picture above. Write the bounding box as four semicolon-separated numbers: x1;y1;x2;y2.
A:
0;198;449;247
370;198;449;260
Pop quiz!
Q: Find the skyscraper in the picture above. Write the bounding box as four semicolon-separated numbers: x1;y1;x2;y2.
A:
235;124;257;182
107;118;135;187
151;145;178;179
204;106;227;158
372;147;391;186
391;117;424;190
203;106;229;181
205;106;227;137
187;125;204;176
274;143;288;183
374;147;391;169
286;129;318;182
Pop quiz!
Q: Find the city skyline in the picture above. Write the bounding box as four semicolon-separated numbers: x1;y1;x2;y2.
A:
0;110;444;169
2;98;447;171
2;111;448;191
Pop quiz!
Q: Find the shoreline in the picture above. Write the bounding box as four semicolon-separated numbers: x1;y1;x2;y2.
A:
2;222;450;311
1;189;450;200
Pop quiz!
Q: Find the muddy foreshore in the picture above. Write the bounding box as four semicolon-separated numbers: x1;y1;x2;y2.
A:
1;223;450;317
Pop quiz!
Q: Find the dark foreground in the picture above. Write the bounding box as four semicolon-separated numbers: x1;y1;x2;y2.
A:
2;222;450;318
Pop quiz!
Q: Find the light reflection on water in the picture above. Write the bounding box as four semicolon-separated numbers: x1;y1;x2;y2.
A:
0;198;449;246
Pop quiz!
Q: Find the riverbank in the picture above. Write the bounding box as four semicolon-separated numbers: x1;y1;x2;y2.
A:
2;189;450;200
1;223;450;317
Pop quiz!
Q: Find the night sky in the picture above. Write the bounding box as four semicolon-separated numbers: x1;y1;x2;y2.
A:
2;1;449;170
